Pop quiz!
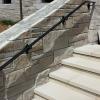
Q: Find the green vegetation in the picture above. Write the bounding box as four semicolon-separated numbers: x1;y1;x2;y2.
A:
0;20;17;25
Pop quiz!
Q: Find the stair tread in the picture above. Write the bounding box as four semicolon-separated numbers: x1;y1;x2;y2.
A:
34;81;95;100
50;67;82;82
74;44;100;57
61;57;100;74
50;67;100;95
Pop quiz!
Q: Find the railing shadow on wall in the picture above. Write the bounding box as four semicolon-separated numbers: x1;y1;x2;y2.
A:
0;1;95;100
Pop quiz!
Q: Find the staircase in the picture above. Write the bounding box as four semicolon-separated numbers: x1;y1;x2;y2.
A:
33;44;100;100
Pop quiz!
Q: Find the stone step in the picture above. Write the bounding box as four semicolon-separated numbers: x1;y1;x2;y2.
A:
74;44;100;58
34;81;95;100
61;57;100;74
49;67;100;95
73;53;100;62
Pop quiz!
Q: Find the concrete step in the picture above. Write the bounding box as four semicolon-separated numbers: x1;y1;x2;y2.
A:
49;67;100;95
61;57;100;74
73;53;100;62
34;81;95;100
74;44;100;58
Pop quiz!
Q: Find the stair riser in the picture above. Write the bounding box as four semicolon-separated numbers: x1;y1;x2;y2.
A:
73;53;100;62
49;78;100;96
61;62;100;75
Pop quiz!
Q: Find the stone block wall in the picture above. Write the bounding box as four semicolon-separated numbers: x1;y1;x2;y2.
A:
0;0;93;100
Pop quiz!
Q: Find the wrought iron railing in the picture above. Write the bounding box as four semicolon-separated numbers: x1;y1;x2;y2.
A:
0;0;95;71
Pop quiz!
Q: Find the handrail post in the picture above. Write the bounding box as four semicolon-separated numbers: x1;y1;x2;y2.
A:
19;0;23;20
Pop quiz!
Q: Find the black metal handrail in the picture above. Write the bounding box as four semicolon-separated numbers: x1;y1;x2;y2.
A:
0;0;95;71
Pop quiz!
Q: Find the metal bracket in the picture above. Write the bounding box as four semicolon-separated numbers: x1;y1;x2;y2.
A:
24;44;32;54
87;1;96;11
61;16;66;25
87;2;91;10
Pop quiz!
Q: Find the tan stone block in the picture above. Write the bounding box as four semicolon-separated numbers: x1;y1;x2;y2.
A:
73;13;90;24
25;54;54;78
64;17;73;29
13;54;31;70
0;50;18;59
32;40;43;52
18;31;32;39
70;38;88;47
43;30;69;52
0;57;13;70
5;69;26;88
0;88;5;100
7;78;35;98
51;9;68;17
0;72;4;87
54;47;73;64
7;94;23;100
62;4;78;9
68;0;83;4
0;40;24;53
23;86;34;100
69;33;88;43
35;16;60;28
31;50;52;61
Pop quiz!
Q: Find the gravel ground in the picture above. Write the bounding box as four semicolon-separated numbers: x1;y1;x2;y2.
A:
0;24;9;32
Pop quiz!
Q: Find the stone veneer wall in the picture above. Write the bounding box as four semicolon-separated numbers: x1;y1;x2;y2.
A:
0;0;93;100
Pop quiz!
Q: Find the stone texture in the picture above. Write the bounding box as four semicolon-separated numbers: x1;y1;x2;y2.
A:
7;79;35;98
43;30;69;52
5;68;26;88
26;54;54;76
54;47;73;64
23;86;35;100
0;0;94;99
0;88;5;100
7;94;23;100
0;0;35;21
34;81;95;100
13;54;31;70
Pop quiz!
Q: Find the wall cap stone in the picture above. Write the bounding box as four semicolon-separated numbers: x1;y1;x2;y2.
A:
0;0;70;51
